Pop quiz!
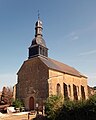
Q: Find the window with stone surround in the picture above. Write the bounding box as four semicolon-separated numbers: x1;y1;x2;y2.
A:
81;85;85;100
73;84;78;100
68;85;71;97
63;83;68;100
57;83;61;96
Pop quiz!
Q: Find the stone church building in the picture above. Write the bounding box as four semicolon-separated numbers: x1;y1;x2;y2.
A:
16;18;88;110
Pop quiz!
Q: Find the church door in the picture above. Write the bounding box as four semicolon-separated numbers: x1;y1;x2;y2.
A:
29;97;34;110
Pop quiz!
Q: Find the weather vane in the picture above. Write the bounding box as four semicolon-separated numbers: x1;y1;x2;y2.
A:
38;10;40;20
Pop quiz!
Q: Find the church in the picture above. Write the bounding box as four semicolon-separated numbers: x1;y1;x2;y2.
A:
16;17;88;110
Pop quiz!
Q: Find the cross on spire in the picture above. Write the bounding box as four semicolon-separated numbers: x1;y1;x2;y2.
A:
38;10;40;20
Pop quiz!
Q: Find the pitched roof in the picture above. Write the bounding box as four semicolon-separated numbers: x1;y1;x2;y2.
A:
39;56;87;78
18;56;87;78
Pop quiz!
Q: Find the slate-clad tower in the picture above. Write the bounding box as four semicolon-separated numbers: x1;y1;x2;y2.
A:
29;18;48;59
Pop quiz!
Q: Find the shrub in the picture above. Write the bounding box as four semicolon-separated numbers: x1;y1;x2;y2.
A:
56;94;96;120
45;95;63;120
45;94;96;120
55;100;87;120
12;99;24;109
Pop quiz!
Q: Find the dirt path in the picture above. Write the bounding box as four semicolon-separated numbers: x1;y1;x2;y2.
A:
0;112;36;120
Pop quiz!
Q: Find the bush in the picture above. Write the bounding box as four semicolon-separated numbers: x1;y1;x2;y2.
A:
12;99;24;109
45;94;96;120
55;100;84;120
45;95;63;120
55;94;96;120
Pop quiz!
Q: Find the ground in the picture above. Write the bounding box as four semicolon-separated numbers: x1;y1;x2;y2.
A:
0;112;36;120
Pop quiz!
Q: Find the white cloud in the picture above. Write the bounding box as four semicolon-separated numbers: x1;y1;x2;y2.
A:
72;36;79;41
88;73;96;87
0;73;17;91
79;50;96;56
63;31;76;39
64;31;79;41
70;32;76;36
64;22;96;42
76;22;96;36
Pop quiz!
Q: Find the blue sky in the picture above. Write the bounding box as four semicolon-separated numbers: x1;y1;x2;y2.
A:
0;0;96;90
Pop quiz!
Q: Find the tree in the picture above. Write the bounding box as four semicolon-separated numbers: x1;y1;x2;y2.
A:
1;86;13;105
45;95;63;120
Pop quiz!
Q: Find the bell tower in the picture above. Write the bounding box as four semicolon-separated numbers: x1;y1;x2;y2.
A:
28;16;48;59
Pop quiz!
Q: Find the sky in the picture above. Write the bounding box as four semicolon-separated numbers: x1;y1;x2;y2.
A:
0;0;96;91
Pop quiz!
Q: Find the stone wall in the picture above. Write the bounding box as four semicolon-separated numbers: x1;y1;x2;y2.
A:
16;57;49;110
16;57;88;110
48;69;88;100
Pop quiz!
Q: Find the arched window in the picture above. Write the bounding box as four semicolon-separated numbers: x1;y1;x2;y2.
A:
63;83;68;99
68;85;71;97
77;86;79;96
73;84;78;100
81;85;85;100
57;83;61;96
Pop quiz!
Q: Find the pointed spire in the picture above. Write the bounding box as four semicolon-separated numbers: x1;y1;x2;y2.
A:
38;10;40;20
35;11;43;37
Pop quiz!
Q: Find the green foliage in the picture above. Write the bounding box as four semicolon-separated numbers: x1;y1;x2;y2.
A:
12;99;24;108
55;99;87;120
56;94;96;120
45;95;63;120
45;94;96;120
87;94;96;106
